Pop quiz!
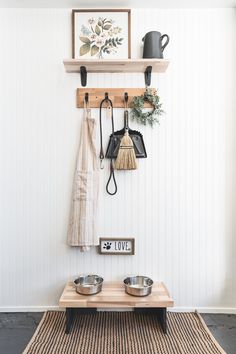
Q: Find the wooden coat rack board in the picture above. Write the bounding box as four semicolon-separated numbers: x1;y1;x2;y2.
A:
77;88;155;108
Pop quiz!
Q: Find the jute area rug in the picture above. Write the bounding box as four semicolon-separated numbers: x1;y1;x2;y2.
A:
23;311;226;354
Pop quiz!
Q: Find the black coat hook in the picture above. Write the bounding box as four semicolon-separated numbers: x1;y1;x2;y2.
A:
85;92;89;103
124;92;128;103
105;92;109;100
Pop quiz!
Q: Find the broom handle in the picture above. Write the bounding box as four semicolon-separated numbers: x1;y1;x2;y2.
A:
124;110;129;130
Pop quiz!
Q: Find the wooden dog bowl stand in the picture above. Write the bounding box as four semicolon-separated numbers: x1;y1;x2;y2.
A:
59;281;174;334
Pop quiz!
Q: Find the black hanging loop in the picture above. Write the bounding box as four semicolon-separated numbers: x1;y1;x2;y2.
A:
144;66;152;87
99;94;117;195
106;161;118;195
85;92;89;104
80;66;87;87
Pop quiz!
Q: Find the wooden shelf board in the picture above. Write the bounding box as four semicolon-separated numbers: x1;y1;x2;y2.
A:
63;59;169;74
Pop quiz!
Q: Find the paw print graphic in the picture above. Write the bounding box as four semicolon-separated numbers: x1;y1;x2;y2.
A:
103;242;112;250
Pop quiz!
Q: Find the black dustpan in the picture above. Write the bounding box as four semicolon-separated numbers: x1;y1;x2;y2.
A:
106;110;147;159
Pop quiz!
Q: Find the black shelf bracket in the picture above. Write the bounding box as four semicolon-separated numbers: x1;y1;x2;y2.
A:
80;66;87;87
144;66;152;87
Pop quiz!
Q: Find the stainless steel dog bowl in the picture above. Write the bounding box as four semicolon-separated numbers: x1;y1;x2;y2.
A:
124;276;153;297
74;274;103;295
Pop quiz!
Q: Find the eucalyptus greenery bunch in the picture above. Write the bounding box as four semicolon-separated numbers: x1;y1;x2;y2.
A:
130;88;164;127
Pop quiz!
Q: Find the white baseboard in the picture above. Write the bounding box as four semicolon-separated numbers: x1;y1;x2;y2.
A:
170;307;236;314
0;306;236;314
0;306;60;312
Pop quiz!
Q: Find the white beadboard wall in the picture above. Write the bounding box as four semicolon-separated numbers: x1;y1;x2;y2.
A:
0;8;236;311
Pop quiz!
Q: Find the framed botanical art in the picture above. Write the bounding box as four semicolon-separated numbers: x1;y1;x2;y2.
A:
72;9;131;59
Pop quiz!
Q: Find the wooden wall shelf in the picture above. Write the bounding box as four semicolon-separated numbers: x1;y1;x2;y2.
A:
63;59;169;86
63;59;169;73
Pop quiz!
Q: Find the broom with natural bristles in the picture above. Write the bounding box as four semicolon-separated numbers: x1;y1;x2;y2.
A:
115;110;138;170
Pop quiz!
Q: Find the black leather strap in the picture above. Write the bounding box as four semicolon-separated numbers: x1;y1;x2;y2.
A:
99;97;117;195
106;160;117;196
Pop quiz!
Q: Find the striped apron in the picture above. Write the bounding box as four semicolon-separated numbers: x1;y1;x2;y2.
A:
67;107;99;251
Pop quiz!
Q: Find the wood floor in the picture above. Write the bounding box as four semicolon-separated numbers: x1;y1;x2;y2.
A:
0;312;235;354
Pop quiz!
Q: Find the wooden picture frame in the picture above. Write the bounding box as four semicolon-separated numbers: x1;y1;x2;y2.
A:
99;238;135;255
72;9;131;59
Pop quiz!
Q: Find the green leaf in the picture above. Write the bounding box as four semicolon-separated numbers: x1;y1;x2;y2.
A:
80;43;90;56
95;25;101;35
103;24;112;30
91;45;99;56
80;36;91;44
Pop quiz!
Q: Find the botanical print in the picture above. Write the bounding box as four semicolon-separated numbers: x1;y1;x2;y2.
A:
73;10;130;59
79;17;124;58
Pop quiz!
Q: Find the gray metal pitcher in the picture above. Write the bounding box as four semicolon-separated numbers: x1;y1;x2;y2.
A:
142;31;170;59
